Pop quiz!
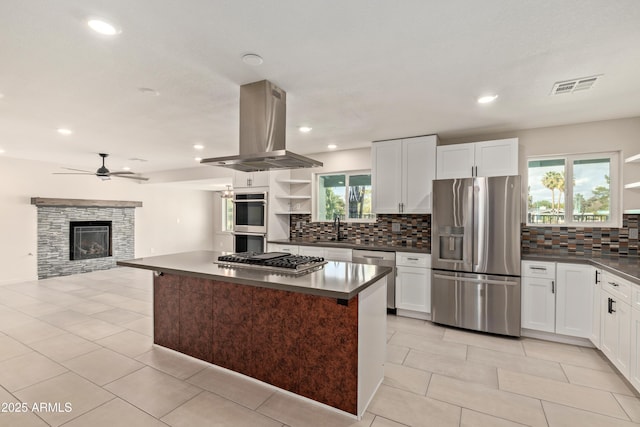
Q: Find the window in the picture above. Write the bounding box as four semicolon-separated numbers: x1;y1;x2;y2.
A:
527;152;620;226
222;197;233;232
315;171;374;221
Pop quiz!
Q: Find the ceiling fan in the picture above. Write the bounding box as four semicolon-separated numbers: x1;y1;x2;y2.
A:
54;153;149;181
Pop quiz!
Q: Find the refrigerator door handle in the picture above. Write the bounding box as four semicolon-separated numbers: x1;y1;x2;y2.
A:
463;183;474;267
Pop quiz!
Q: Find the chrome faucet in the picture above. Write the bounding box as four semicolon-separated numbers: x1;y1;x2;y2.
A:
333;214;345;241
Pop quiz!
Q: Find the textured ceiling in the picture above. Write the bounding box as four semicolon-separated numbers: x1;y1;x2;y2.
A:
1;0;639;174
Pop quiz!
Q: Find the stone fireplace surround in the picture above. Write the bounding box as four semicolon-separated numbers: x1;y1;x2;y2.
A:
31;198;142;279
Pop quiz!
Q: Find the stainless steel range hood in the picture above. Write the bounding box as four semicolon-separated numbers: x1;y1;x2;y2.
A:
201;80;322;172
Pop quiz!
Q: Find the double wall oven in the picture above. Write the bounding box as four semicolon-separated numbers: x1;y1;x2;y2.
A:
233;192;267;252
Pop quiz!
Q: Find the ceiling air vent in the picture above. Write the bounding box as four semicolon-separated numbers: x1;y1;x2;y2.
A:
551;75;601;95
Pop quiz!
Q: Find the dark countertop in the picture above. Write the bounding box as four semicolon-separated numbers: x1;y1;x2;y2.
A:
268;239;430;254
522;251;640;285
117;250;392;300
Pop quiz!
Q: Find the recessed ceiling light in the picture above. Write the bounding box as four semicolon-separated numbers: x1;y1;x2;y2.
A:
327;144;337;150
57;128;73;135
122;166;131;171
0;148;5;154
477;94;498;104
138;87;159;96
299;126;312;133
195;157;202;162
242;54;263;66
87;19;120;36
193;144;204;150
0;93;4;99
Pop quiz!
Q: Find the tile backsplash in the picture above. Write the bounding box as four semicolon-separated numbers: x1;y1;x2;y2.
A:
521;214;639;257
289;214;431;250
288;213;640;257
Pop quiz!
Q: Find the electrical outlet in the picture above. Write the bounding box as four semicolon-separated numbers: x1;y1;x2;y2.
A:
630;228;639;240
392;222;401;232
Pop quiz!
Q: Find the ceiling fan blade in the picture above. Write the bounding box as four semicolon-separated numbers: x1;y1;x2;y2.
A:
112;174;149;181
61;167;93;173
53;172;95;175
109;171;135;175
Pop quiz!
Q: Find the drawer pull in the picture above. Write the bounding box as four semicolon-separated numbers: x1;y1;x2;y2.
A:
529;266;547;271
608;281;620;287
407;257;419;261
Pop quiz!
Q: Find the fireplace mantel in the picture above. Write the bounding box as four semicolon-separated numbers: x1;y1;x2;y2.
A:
31;198;143;208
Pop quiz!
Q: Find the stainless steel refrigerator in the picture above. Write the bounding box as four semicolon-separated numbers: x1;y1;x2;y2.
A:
431;175;521;337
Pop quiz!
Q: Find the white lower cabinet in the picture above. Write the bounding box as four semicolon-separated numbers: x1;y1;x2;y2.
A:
521;262;595;339
601;288;631;377
630;305;640;390
555;263;594;338
395;253;431;317
297;245;352;262
590;268;603;348
521;261;556;333
267;243;299;255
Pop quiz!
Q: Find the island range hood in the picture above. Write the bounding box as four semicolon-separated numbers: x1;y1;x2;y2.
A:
201;80;322;172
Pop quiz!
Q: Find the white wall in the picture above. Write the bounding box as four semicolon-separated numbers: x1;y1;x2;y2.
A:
0;156;216;284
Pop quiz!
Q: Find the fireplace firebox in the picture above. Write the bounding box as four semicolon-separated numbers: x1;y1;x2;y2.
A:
69;221;112;260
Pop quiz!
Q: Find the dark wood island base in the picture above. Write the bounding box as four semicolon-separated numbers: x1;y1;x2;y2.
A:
154;272;379;416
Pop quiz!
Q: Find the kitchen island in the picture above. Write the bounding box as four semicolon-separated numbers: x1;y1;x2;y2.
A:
117;250;390;418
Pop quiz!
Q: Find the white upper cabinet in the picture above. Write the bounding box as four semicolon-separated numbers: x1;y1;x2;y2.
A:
403;137;437;213
436;138;518;179
372;135;437;214
233;171;270;188
371;140;403;213
436;143;475;179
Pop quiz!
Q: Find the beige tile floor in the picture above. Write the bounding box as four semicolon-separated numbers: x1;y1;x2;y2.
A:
1;267;640;426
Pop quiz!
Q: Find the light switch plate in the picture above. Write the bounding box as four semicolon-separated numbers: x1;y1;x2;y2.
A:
630;228;639;239
392;222;401;233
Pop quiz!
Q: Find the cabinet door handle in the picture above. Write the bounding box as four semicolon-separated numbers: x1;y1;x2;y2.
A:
471;166;474;177
551;280;555;294
595;270;600;284
608;281;619;287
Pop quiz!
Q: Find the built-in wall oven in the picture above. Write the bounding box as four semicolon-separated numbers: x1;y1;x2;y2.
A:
233;192;267;252
233;233;266;253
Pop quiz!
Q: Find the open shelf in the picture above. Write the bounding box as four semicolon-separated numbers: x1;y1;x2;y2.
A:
277;179;311;184
275;195;311;199
624;182;640;190
625;154;640;163
274;211;311;215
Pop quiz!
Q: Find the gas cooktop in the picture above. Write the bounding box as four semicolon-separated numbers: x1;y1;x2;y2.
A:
215;252;327;275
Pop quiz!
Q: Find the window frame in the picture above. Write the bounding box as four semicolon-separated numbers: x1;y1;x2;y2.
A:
312;169;376;223
221;196;234;232
526;151;621;228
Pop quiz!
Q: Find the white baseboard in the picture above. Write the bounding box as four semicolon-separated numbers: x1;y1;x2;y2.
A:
396;308;431;321
521;328;594;347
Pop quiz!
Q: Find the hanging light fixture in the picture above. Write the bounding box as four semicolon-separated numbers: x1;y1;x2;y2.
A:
221;185;234;199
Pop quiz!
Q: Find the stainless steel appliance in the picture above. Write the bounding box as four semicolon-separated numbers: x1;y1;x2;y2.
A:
431;175;521;337
233;192;267;233
233;233;266;253
201;80;322;172
353;250;396;311
215;252;327;275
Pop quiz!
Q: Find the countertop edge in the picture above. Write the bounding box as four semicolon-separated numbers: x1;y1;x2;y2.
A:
116;259;392;300
268;239;430;254
521;254;640;286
